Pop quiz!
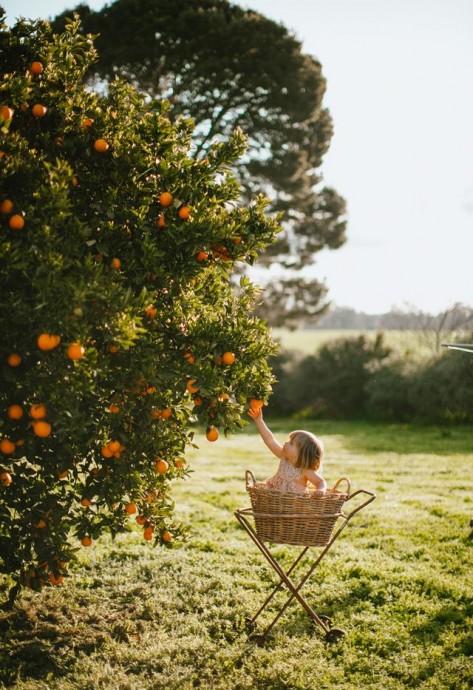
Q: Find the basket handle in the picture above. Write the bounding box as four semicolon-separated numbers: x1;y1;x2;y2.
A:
332;477;351;495
245;469;257;488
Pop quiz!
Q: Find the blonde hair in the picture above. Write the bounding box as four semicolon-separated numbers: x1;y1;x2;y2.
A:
290;430;324;471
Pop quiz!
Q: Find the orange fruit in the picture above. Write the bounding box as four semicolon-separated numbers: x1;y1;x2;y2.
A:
109;403;120;414
101;445;113;458
49;573;64;585
145;305;157;318
67;343;85;360
159;191;173;207
81;536;92;547
0;106;13;121
157;214;166;228
34;519;47;529
222;351;236;365
32;104;47;118
30;403;47;419
162;530;172;543
71;176;78;187
0;438;15;454
160;408;172;420
155;458;169;474
0;472;12;486
9;214;25;230
82;117;94;129
108;344;119;354
218;393;230;402
125;502;137;515
7;404;23;420
111;257;121;270
186;379;199;394
108;440;120;453
80;497;92;507
136;514;147;525
178;205;191;220
196;251;208;262
37;333;61;350
33;420;51;438
29;61;44;75
94;138;109;152
250;399;264;410
7;352;21;367
0;198;13;214
175;458;185;469
57;469;69;479
193;396;203;407
206;425;219;442
183;351;195;364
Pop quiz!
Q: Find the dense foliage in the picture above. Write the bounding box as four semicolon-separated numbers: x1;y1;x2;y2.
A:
270;334;473;423
52;0;347;326
0;13;279;600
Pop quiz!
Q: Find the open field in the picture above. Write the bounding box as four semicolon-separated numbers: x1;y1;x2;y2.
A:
1;421;472;689
271;328;431;357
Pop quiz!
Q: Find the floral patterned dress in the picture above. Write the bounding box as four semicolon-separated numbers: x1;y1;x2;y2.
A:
262;458;309;494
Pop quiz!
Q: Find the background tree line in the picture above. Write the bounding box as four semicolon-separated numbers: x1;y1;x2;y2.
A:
269;332;473;423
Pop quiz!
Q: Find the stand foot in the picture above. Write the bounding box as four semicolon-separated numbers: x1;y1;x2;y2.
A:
248;633;267;647
317;614;333;628
244;617;256;632
325;628;346;643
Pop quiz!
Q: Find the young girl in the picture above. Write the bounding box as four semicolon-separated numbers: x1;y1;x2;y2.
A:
248;407;327;495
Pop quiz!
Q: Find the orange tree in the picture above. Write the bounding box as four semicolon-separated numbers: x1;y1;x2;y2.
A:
0;14;279;603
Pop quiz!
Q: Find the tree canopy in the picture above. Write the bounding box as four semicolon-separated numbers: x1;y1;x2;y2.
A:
52;0;347;325
0;11;278;601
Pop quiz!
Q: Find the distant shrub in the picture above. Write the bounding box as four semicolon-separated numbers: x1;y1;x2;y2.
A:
269;333;473;424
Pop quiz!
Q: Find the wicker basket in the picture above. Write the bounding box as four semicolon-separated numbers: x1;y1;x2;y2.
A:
245;470;351;547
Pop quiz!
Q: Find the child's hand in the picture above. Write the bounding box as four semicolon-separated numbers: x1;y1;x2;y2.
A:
248;407;262;420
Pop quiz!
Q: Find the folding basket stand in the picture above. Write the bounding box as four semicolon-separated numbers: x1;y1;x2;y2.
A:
235;471;376;644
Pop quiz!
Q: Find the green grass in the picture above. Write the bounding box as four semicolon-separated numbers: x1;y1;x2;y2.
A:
1;421;472;689
271;328;429;357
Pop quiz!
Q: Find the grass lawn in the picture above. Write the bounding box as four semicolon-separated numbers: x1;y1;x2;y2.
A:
271;328;431;358
1;421;472;689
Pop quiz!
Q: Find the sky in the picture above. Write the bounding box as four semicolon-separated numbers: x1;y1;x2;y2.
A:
2;0;473;314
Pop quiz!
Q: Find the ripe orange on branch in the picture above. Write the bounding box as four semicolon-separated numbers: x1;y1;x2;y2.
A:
94;138;109;152
30;403;47;419
222;351;236;365
178;205;191;220
155;458;169;474
206;425;219;442
0;199;13;214
0;106;13;121
7;404;23;420
0;472;12;486
9;214;25;230
159;191;173;207
250;399;264;410
33;420;52;437
186;379;199;394
67;343;85;360
32;104;47;118
7;353;22;367
0;438;16;455
29;61;44;75
37;333;61;350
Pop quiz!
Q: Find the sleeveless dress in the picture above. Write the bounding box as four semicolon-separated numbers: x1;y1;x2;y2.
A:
262;458;309;494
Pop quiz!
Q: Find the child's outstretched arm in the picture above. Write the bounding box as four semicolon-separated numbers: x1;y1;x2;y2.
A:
248;408;284;459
